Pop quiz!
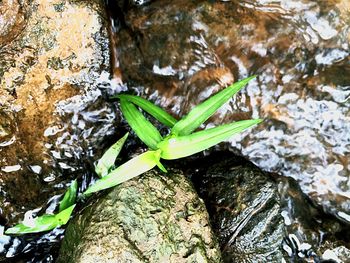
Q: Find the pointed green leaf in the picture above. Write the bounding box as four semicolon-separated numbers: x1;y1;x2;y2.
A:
115;94;177;127
83;151;159;195
120;99;162;150
5;205;75;235
153;149;167;173
158;119;262;160
95;133;129;177
58;180;78;212
156;161;167;173
171;76;256;136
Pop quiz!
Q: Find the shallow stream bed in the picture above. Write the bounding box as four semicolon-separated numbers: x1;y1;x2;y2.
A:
0;0;349;262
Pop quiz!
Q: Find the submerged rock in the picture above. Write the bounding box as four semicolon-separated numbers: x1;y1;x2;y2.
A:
278;176;350;262
114;0;350;222
57;169;222;263
0;0;117;225
191;154;285;262
186;152;350;262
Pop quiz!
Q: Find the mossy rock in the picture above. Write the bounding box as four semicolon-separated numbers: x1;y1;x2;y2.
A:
57;169;222;263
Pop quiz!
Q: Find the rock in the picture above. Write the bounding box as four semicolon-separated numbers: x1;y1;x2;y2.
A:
190;153;285;262
0;0;118;225
0;0;27;46
185;152;350;262
278;176;350;262
113;0;350;222
57;169;222;263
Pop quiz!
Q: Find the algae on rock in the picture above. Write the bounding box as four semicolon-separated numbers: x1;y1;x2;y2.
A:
58;169;222;263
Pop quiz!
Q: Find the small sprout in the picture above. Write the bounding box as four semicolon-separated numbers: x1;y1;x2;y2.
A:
115;94;177;127
5;205;75;235
59;180;78;212
171;76;256;136
95;133;129;177
120;99;163;150
7;76;263;235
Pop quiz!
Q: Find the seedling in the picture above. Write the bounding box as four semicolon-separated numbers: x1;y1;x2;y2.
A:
5;76;262;234
84;75;261;194
5;180;78;234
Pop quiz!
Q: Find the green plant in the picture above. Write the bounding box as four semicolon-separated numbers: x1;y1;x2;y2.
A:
5;76;261;234
5;181;77;234
84;76;261;194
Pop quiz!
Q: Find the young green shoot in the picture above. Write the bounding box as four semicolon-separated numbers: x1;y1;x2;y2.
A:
5;205;75;235
95;133;129;177
5;76;262;235
84;75;260;194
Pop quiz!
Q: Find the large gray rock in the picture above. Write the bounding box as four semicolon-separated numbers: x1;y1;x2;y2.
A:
114;0;350;222
57;169;222;263
0;0;118;224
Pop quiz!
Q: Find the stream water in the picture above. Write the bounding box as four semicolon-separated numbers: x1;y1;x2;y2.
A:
114;0;350;221
0;0;349;262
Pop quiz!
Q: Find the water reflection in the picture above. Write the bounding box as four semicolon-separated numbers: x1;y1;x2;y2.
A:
114;0;350;224
0;0;123;260
0;0;349;261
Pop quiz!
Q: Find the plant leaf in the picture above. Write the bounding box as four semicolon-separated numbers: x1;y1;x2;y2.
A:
5;205;75;235
171;76;256;136
58;180;78;212
158;119;262;160
120;99;163;150
83;151;159;195
153;149;167;173
95;133;129;177
115;95;177;127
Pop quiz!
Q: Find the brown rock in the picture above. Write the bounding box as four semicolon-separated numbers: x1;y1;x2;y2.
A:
0;0;114;224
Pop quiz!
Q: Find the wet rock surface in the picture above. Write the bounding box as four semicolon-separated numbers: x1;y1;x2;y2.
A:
114;0;350;222
0;0;27;46
183;152;350;262
278;176;350;262
189;154;285;262
0;0;116;227
58;169;222;263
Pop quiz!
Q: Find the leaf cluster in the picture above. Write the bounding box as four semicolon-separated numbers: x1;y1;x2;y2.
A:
5;76;261;235
84;76;261;194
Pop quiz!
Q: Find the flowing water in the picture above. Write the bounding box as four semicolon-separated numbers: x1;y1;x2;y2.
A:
1;0;350;261
114;0;350;220
113;0;350;261
0;0;124;261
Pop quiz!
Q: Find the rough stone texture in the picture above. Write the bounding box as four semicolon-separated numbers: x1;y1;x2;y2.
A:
57;169;222;263
0;0;117;225
114;0;350;222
